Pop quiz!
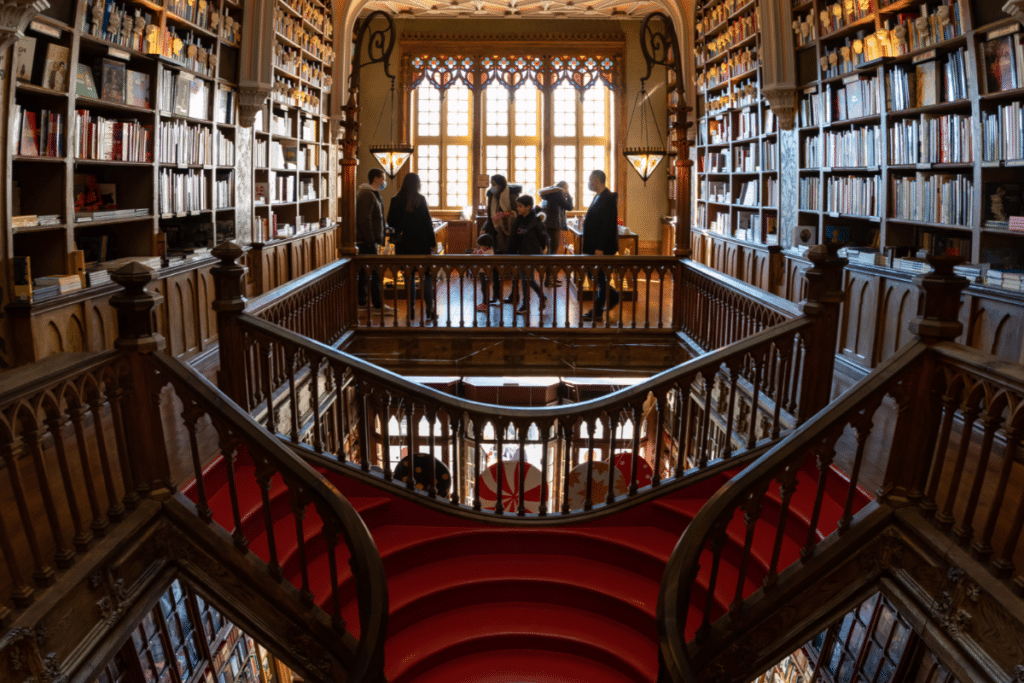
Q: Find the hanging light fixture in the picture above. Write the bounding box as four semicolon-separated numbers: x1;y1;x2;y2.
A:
369;78;414;178
622;81;666;184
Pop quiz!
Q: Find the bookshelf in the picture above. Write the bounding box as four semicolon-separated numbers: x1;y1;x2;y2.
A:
693;0;782;247
788;0;1024;287
5;0;243;302
250;0;334;244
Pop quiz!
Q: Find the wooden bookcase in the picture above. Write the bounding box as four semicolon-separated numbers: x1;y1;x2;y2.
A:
5;0;243;284
250;0;333;244
693;0;782;247
790;0;1024;278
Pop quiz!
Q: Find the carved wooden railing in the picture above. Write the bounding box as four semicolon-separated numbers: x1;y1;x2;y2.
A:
657;259;1024;682
677;259;801;353
231;311;810;516
0;351;138;623
0;265;389;681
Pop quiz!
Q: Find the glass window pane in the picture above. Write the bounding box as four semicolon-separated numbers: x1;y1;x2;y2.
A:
514;145;538;197
581;145;605;205
553;84;577;137
514;87;539;137
446;85;470;137
446;144;470;208
553;144;577;200
582;85;606;137
416;86;441;137
416;144;441;207
485;145;508;179
486;85;509;138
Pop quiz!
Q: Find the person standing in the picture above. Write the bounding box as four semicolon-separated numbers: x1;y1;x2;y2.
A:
507;195;548;315
580;170;619;321
355;168;391;310
540;180;573;286
483;174;517;303
387;173;437;321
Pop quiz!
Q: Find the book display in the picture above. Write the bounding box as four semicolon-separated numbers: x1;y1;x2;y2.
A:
251;0;334;242
694;0;781;246
786;0;1024;286
3;0;245;300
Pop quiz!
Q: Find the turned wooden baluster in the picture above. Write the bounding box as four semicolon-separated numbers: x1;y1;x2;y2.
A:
730;478;769;614
934;399;981;532
764;464;800;592
952;409;1002;546
426;407;438;498
561;419;574;514
517;421;528;515
721;360;740;459
628;404;642;495
450;413;462;505
219;436;250;552
381;395;395;482
696;521;729;643
106;381;142;506
182;400;214;523
800;431;842;561
472;416;483;511
43;411;91;551
68;403;108;536
0;491;34;606
288;483;315;604
494;420;505;514
652;394;665;486
976;426;1021;564
2;436;55;585
539;419;552;515
318;514;345;630
88;393;126;521
746;351;764;450
253;458;283;579
405;403;416;491
605;412;618;505
838;402;881;535
308;355;323;454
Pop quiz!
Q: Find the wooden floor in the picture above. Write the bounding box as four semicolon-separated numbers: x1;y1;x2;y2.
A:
357;273;676;330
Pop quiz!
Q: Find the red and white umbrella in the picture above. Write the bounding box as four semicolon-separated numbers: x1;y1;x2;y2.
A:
477;460;545;513
610;451;654;489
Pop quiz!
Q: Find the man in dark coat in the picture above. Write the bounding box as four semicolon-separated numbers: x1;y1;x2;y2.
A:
355;168;389;310
580;170;619;321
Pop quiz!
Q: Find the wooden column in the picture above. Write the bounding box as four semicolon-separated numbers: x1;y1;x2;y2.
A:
109;263;172;492
796;245;847;423
211;241;250;408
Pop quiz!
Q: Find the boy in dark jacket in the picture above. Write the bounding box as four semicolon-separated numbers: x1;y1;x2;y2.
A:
507;195;548;315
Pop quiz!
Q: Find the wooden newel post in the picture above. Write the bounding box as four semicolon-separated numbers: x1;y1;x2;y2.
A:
110;263;173;493
211;241;250;408
908;255;967;343
797;245;847;422
880;256;969;505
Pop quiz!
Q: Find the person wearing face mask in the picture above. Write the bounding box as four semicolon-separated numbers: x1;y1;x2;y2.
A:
580;170;619;321
356;168;391;311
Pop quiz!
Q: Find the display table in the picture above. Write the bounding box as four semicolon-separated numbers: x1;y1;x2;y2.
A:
564;223;639;255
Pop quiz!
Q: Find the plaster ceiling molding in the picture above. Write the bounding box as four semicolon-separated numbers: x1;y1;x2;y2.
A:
1005;0;1024;28
359;0;662;18
0;0;50;54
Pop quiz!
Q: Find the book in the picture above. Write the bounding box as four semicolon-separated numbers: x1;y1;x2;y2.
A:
68;250;86;287
982;36;1018;94
76;63;99;98
126;70;150;108
76;235;109;264
99;58;126;104
188;77;206;119
19;110;39;156
42;43;70;92
13;37;36;83
34;275;83;294
12;256;32;300
173;73;193;117
915;60;938;107
984;182;1023;227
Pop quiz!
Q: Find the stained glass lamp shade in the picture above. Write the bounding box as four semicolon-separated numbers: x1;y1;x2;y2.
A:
370;145;414;178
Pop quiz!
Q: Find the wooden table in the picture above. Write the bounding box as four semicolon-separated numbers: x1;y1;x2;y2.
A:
564;223;640;255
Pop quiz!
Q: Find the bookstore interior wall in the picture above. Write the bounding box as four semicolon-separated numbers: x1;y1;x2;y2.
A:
355;18;670;248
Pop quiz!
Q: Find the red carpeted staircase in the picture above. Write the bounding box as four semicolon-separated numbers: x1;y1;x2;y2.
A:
184;454;870;683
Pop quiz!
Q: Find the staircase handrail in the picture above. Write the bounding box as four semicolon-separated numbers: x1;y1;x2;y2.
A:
239;312;809;430
680;258;802;321
657;340;931;682
147;353;389;683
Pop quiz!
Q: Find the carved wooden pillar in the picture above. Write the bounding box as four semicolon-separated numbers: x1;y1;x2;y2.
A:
0;0;49;53
796;245;847;422
109;263;173;493
760;0;798;130
672;112;691;258
340;84;359;255
237;0;274;126
211;241;250;408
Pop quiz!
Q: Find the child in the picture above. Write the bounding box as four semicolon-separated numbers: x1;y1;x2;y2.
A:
474;233;495;313
507;195;547;315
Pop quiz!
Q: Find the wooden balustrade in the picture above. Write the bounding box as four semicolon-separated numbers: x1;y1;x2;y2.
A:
234;313;812;517
658;257;1024;682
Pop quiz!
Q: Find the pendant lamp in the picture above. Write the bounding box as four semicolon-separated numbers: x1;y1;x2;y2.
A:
370;78;414;178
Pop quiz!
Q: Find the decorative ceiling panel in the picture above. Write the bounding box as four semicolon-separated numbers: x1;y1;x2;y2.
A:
360;0;664;19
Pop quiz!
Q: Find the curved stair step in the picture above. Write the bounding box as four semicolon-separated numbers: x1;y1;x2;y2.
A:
406;648;638;683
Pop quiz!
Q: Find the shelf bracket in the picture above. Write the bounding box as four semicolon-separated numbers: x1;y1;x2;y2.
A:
0;0;49;54
1005;0;1024;28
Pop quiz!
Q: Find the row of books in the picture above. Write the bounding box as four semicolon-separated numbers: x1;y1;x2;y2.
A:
736;180;759;208
701;180;729;204
823;125;882;168
255;138;269;167
884;49;968;111
737;109;758;140
159;168;208;214
271;141;299;169
82;59;150;108
980;33;1024;95
214;171;235;209
765;177;779;207
800;176;821;211
298;178;319;201
74;111;152;162
826;175;880;217
158;119;211;165
695;0;738;36
892;1;965;53
167;0;211;28
158;72;209;120
986;270;1024;292
299;118;322;143
269;173;297;203
215;130;235;167
81;0;156;51
702;152;729;173
764;139;779;171
889;113;972;165
826;76;882;123
13;107;64;157
271;111;294;136
734;143;757;173
699;119;730;146
890;172;973;226
804;135;821;168
75;208;150;222
981;103;1024;163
